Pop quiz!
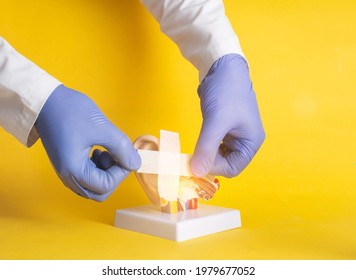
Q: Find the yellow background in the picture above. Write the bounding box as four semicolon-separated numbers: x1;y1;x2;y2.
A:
1;0;355;259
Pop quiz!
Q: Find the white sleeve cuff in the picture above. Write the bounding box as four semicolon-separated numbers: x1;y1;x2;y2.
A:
0;37;61;147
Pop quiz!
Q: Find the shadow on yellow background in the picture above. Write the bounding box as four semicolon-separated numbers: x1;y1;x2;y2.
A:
0;0;355;259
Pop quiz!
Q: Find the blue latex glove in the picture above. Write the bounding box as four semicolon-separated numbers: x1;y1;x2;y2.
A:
35;85;141;201
191;54;265;178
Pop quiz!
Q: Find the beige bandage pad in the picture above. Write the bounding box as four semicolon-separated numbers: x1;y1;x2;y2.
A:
136;130;192;213
137;150;192;177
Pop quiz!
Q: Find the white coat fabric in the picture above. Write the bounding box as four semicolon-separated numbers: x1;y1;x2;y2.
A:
0;0;244;147
0;37;61;147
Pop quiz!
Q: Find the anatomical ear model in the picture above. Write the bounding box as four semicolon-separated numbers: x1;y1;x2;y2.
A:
133;133;220;214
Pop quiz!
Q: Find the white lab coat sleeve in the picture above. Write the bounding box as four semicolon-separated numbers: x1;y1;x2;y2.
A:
0;37;61;147
140;0;245;82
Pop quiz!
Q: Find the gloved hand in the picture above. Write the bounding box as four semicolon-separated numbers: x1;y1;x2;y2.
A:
190;54;265;178
35;85;141;201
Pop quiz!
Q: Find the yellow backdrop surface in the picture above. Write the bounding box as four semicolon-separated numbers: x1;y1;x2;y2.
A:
0;0;355;259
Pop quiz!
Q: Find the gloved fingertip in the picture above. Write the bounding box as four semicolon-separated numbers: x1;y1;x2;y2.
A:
190;155;209;178
129;149;141;171
191;168;207;178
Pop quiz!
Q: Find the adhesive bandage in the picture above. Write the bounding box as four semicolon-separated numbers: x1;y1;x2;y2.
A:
134;130;219;214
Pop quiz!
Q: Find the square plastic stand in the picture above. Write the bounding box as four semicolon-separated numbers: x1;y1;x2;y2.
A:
114;204;241;242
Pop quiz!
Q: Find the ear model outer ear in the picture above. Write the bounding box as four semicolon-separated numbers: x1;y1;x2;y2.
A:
133;135;161;206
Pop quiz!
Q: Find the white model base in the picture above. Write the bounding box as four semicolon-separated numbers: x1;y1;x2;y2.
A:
114;204;241;242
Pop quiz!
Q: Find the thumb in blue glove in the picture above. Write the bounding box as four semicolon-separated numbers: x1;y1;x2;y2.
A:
191;54;265;178
35;85;141;201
